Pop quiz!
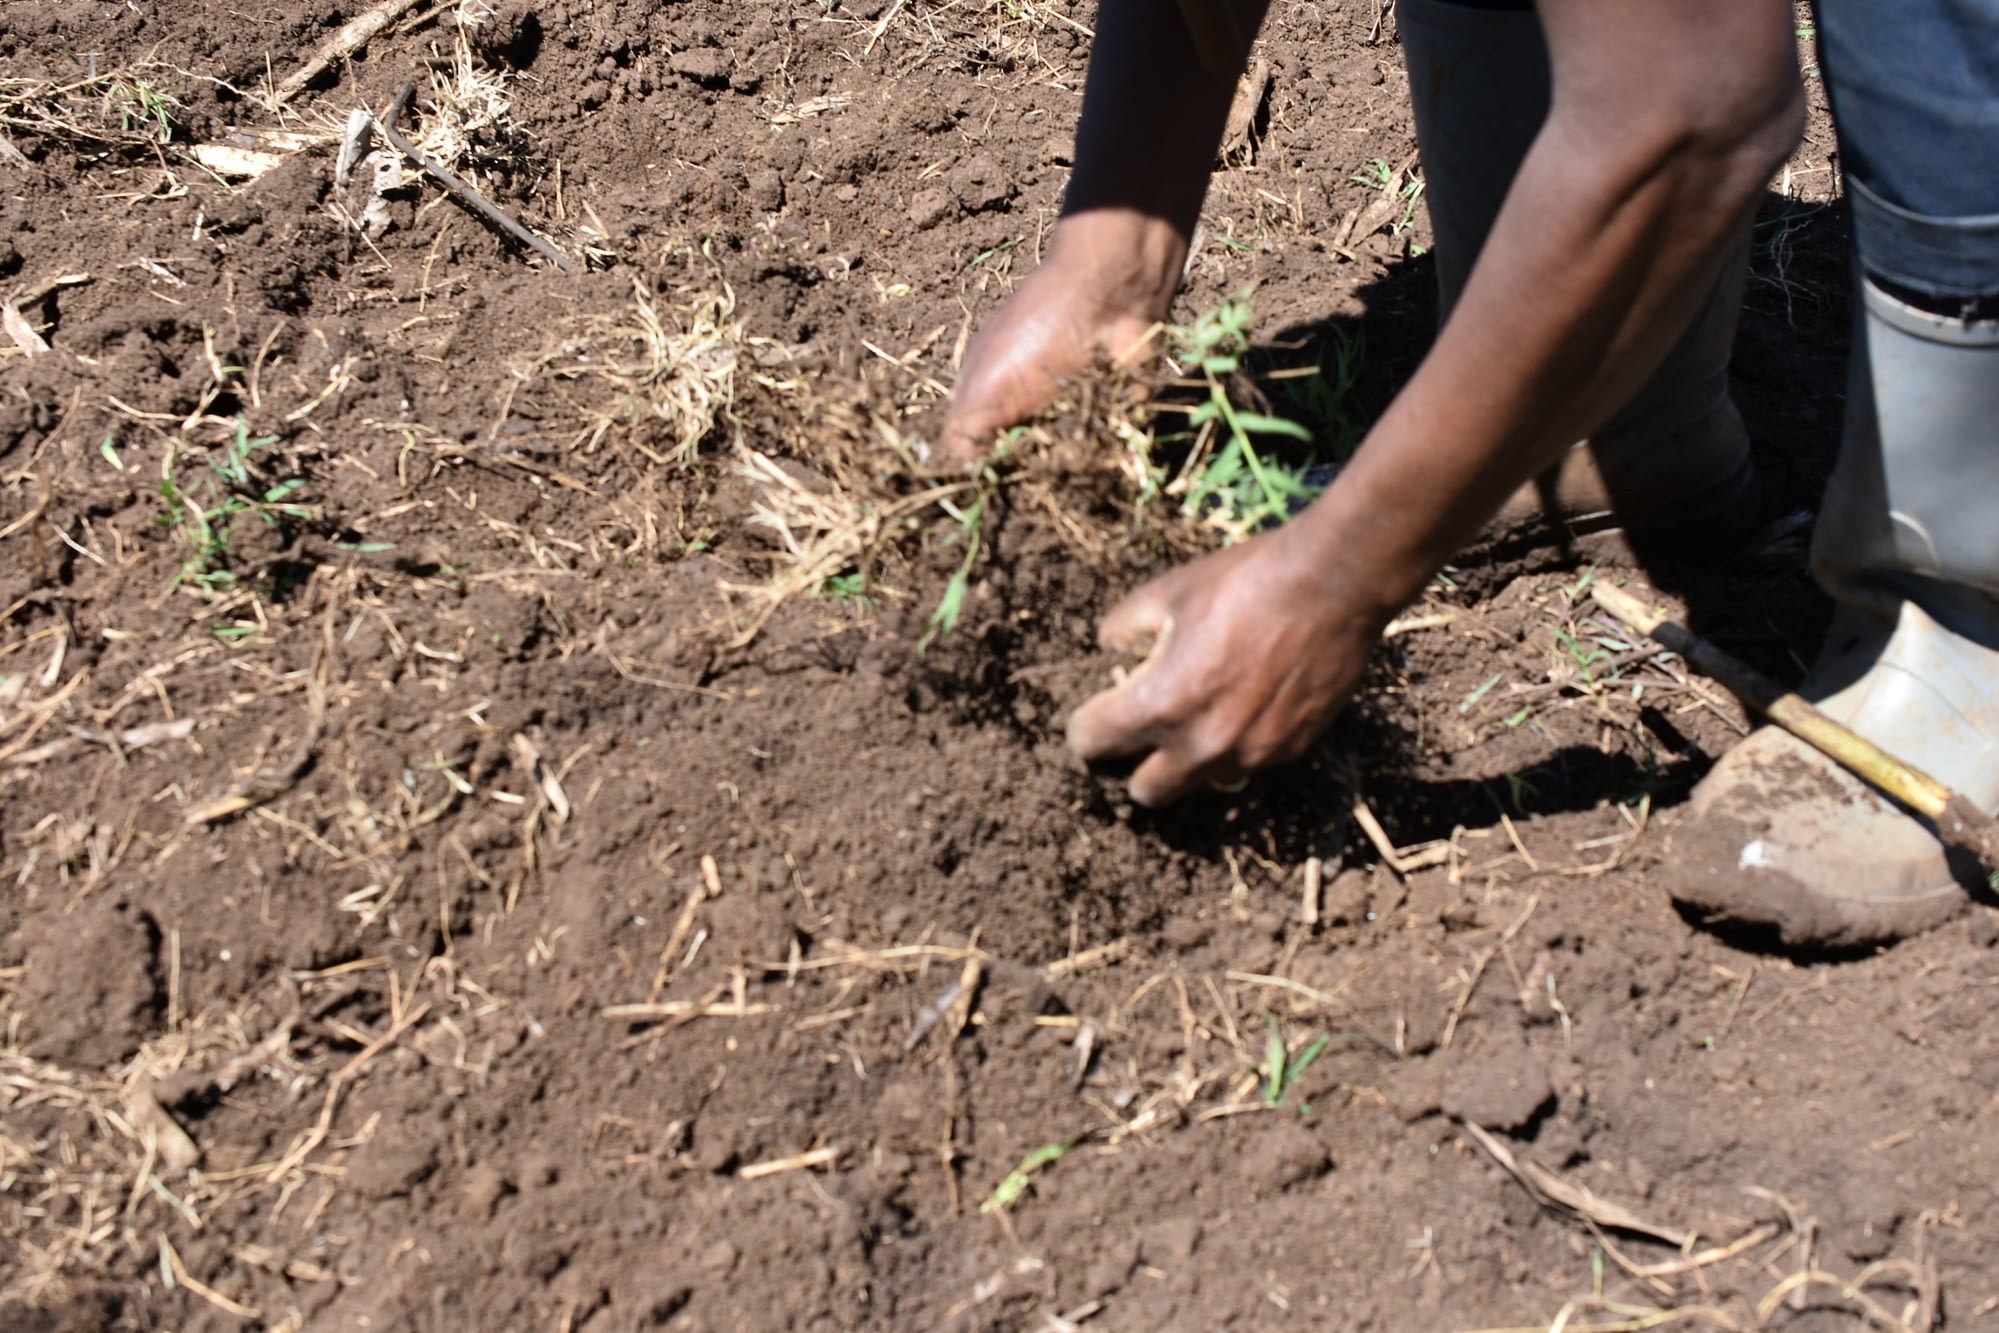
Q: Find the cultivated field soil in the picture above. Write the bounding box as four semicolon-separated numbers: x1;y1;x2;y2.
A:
3;3;1995;1331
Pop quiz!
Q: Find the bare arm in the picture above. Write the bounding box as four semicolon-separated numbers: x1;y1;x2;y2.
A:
936;0;1267;461
1307;0;1806;606
1070;0;1806;804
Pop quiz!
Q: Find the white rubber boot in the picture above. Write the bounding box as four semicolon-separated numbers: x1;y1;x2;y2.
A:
1669;279;1999;946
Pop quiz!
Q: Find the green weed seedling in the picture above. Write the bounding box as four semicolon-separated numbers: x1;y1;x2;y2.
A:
157;418;311;595
1460;672;1504;715
1553;627;1611;687
816;571;875;607
106;77;179;144
918;449;1014;653
1351;157;1397;191
1169;293;1324;542
1267;322;1366;459
1500;770;1541;815
919;491;986;653
980;1141;1075;1214
963;236;1021;273
1262;1014;1332;1110
1351;157;1426;235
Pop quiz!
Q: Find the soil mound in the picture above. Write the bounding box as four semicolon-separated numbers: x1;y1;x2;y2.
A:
1;4;1990;1332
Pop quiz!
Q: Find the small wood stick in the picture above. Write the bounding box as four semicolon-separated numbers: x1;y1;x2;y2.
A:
274;0;429;105
378;84;578;272
1592;582;1999;873
648;881;707;997
737;1146;840;1181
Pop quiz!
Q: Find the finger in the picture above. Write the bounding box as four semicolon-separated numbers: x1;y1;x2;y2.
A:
1128;747;1243;808
929;432;983;471
1066;672;1167;763
930;415;996;471
1098;580;1175;656
1108;322;1165;374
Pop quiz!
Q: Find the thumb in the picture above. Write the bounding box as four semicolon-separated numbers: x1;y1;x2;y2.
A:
1066;581;1178;762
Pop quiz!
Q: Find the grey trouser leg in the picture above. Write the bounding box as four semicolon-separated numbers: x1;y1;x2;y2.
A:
1399;0;1758;539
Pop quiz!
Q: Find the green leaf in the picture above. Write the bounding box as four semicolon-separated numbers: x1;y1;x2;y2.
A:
1229;411;1313;441
1262;1014;1288;1108
922;566;969;646
980;1141;1076;1214
1460;672;1504;714
919;496;985;653
1286;1034;1332;1093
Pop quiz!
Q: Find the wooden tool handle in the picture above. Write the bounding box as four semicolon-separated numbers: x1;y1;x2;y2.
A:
1590;581;1957;822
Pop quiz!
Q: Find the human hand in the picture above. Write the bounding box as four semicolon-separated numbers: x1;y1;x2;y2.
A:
934;211;1184;468
1066;521;1391;806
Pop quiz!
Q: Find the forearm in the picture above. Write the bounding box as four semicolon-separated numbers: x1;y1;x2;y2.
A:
1047;0;1271;310
1299;0;1803;618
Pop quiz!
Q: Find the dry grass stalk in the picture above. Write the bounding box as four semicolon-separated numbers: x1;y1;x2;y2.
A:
1042;938;1132;980
648;877;709;997
1461;1119;1690;1249
737;1146;840;1181
1352;795;1451;876
0;67;182;153
725;445;971;646
184;689;326;826
1223;969;1350;1012
758;940;991;976
3;304;49;358
507;276;745;465
1441;895;1540;1049
0;1050;134;1305
1300;855;1324;926
1459;1122;1939;1332
416;16;518;159
160;1235;259;1319
0;989;315;1309
259;1001;431;1184
602;999;780;1021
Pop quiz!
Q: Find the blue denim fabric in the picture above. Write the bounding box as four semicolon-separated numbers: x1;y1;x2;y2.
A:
1816;0;1999;299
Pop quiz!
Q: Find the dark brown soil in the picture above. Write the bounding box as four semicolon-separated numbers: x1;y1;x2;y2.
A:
3;4;1994;1332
